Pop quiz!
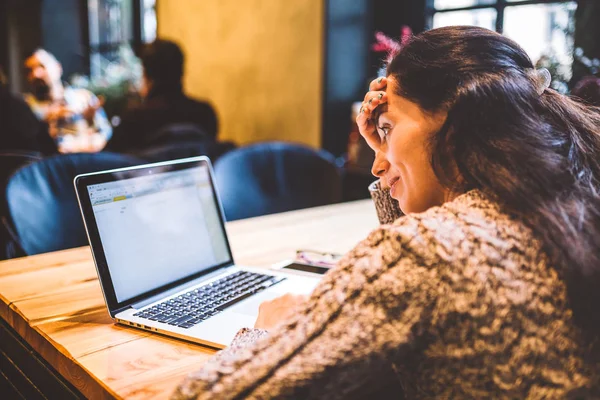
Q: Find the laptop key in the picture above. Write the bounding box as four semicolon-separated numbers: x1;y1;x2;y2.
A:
168;315;194;326
257;275;274;284
158;314;180;323
263;277;286;288
216;290;260;311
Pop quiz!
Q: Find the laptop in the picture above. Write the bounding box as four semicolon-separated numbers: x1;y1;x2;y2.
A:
74;156;320;349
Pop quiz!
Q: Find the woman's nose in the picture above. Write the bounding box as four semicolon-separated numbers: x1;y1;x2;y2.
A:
371;151;389;178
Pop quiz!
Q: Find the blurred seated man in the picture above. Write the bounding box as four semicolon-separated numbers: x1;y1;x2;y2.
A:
24;49;112;153
0;65;57;154
105;39;218;153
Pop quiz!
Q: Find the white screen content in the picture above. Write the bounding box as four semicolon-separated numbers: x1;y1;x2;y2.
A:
88;165;231;303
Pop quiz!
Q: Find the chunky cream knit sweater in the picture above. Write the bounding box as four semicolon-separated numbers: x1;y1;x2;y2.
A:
173;190;599;399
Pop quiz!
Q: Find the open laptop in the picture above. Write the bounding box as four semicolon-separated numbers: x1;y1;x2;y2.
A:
74;156;320;349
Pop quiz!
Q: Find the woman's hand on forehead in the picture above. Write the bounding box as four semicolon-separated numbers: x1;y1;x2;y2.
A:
357;77;388;151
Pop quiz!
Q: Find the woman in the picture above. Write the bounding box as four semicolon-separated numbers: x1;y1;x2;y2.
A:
173;26;600;399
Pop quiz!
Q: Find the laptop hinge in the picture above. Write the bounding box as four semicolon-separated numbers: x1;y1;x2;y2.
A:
129;266;237;310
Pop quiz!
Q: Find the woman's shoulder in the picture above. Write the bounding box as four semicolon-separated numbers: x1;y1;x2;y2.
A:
321;188;549;310
369;189;542;270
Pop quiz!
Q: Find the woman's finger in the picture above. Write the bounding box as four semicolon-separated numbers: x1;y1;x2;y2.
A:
356;81;389;151
369;76;387;92
356;105;381;151
359;92;387;122
362;90;386;106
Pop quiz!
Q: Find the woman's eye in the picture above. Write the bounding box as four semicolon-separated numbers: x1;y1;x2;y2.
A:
377;125;390;140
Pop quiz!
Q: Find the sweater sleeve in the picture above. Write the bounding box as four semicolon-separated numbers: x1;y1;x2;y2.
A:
172;219;443;399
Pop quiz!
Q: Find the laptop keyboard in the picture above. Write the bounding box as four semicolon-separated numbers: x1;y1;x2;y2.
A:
133;271;285;329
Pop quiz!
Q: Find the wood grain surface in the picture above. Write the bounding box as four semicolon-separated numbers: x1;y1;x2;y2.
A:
0;200;378;398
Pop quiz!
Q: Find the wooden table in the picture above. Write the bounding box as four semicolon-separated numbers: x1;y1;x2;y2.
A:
0;200;378;399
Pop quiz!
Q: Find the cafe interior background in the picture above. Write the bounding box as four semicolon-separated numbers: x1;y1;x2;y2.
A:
0;0;598;260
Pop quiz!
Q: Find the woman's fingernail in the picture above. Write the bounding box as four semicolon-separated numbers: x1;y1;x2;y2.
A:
377;77;383;84
368;98;373;104
360;107;364;113
378;93;384;99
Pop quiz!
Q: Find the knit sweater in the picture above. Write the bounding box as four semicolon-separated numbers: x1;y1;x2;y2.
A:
172;190;600;399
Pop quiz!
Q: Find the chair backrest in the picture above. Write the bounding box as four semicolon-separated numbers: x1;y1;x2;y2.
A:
0;150;45;259
145;122;208;147
214;142;342;221
5;152;142;256
0;150;44;189
134;140;213;163
133;139;236;164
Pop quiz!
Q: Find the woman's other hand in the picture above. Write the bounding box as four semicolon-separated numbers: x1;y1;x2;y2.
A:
356;77;388;151
254;293;308;331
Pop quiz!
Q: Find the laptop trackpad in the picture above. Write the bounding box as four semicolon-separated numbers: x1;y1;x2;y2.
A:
192;290;277;345
230;276;318;317
191;276;320;347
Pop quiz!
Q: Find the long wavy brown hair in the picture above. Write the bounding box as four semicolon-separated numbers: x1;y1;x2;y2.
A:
387;26;600;333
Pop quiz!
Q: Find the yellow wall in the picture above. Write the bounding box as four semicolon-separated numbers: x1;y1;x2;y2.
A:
157;0;323;148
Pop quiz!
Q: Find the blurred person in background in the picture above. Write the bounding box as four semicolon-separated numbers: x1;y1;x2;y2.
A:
105;39;218;153
0;64;57;154
24;49;112;152
572;75;600;107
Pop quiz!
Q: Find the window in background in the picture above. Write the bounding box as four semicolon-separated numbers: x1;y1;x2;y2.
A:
78;0;156;121
427;0;577;92
142;0;157;43
433;0;495;10
503;2;576;88
87;0;157;79
88;0;133;79
433;8;496;31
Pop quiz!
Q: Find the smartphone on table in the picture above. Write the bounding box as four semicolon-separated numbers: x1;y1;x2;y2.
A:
271;249;343;276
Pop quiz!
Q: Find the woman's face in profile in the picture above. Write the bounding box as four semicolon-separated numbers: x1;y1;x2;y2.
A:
372;78;449;214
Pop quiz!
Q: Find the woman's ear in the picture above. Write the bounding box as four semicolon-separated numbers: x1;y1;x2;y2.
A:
443;129;467;198
429;114;464;195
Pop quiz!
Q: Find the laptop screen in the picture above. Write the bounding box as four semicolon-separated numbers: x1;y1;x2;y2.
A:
86;164;231;303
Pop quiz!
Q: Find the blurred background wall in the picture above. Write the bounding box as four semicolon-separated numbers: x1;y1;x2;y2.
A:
158;0;324;148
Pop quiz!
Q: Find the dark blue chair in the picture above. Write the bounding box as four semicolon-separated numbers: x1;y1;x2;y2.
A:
134;139;236;163
133;139;214;162
0;150;45;259
127;122;236;163
144;122;210;145
214;142;342;221
4;152;142;257
0;150;44;189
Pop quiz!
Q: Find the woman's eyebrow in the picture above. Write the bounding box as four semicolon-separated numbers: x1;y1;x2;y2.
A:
372;105;389;126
